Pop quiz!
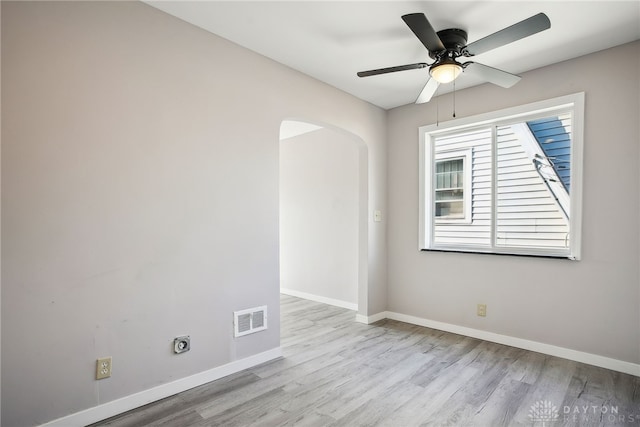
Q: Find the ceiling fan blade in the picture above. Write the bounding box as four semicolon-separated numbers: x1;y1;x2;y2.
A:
357;62;428;78
464;13;550;56
464;62;521;88
402;13;445;53
415;77;440;104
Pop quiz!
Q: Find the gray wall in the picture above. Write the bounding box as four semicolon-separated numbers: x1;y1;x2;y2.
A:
386;41;640;365
280;127;360;307
0;2;387;425
2;1;638;425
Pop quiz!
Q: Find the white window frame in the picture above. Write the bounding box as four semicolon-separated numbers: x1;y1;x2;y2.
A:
418;93;584;260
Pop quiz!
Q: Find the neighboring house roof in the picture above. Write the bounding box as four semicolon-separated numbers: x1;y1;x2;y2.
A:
526;116;571;193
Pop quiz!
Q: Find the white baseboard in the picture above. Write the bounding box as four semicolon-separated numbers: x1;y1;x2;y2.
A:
41;347;282;427
280;288;357;311
358;310;640;377
355;311;387;324
37;308;640;426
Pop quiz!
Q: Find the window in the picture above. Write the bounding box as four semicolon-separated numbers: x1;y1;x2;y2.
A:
419;93;584;259
435;158;464;218
434;149;472;222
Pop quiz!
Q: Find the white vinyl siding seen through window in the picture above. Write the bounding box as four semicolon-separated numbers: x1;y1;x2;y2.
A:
419;93;584;259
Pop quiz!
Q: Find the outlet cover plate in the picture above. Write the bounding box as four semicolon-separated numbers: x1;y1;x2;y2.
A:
96;357;112;380
174;336;191;354
477;304;487;317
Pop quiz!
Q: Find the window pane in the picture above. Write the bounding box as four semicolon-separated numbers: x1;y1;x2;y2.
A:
435;160;464;218
495;116;571;249
436;159;463;190
435;201;463;217
432;128;492;246
435;189;463;201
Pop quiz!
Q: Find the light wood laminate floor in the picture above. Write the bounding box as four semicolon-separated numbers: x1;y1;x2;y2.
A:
93;294;640;426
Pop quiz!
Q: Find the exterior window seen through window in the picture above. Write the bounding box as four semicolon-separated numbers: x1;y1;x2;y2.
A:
435;158;464;219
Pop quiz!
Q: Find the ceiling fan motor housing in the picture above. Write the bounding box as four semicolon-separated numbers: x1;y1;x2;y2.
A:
430;28;469;59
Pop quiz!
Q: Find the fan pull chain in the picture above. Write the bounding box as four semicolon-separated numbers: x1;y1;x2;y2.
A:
452;78;456;118
435;84;440;126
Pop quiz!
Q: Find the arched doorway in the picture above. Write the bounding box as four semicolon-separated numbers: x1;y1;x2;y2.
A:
279;119;367;311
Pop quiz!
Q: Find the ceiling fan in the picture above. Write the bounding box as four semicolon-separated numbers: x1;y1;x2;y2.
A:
357;12;551;104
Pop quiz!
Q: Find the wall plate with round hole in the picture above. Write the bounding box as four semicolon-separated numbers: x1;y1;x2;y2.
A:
173;336;190;354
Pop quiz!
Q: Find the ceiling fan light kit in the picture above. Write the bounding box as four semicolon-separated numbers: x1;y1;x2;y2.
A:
430;59;462;84
357;12;551;104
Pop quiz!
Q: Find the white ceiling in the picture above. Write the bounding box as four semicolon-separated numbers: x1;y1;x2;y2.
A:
145;1;640;110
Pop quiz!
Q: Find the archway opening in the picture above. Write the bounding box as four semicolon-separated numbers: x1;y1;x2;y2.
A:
279;119;367;312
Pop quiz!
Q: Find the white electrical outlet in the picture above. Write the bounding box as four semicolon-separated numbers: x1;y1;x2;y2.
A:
96;357;112;380
477;304;487;317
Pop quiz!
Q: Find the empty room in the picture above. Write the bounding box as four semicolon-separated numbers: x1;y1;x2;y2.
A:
2;1;639;426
